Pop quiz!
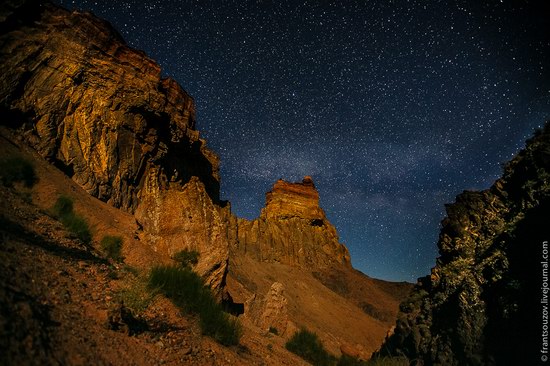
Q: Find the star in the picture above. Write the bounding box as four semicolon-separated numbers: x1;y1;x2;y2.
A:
57;0;550;282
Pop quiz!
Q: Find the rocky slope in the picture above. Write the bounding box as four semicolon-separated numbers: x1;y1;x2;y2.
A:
0;0;228;297
227;177;411;359
0;135;310;366
377;123;550;365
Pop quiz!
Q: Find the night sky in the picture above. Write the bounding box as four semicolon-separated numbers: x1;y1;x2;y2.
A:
57;0;550;282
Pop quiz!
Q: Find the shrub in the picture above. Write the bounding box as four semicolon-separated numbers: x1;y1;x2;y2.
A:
148;265;241;345
269;326;279;335
52;195;92;245
285;328;336;366
172;248;200;268
117;277;156;315
18;191;33;203
0;156;37;188
122;265;140;276
62;213;92;245
338;354;366;366
364;356;409;366
52;195;74;217
101;235;124;262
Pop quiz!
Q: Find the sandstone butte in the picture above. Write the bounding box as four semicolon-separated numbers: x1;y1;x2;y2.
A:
0;0;412;363
232;176;352;268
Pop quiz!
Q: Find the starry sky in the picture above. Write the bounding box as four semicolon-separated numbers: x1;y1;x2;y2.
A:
57;0;550;282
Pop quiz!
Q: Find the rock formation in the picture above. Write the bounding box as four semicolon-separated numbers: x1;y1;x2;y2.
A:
245;282;291;335
377;123;550;365
0;5;412;359
134;175;230;295
0;0;227;296
233;177;351;269
0;1;354;300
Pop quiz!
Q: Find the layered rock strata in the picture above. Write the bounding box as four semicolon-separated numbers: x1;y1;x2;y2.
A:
0;1;357;300
0;0;227;295
233;177;351;269
245;282;291;335
0;1;220;210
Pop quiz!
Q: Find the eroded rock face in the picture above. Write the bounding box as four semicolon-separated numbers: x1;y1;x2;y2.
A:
245;282;290;335
0;1;227;295
233;177;351;269
378;123;550;366
264;176;325;221
0;1;219;211
135;173;230;298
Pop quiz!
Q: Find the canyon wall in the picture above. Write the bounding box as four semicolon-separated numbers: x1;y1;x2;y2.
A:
0;1;353;299
378;124;550;365
0;0;228;295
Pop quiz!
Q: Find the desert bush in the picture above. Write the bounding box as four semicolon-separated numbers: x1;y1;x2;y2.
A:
101;235;124;262
285;328;336;366
360;302;392;322
148;265;241;345
338;355;367;366
268;326;279;335
117;277;156;314
364;356;409;366
62;213;92;245
172;248;200;268
52;195;74;217
0;156;37;188
52;195;92;245
121;265;140;276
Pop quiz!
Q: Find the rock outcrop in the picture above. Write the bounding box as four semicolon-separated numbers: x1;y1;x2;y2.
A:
135;175;231;296
233;177;351;269
0;0;227;296
245;282;291;335
377;123;550;365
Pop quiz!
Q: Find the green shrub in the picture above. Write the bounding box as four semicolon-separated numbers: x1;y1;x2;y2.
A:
52;195;92;245
172;248;200;268
148;265;241;345
285;328;336;366
269;326;279;335
117;277;156;314
62;212;92;244
101;235;124;262
18;191;33;203
338;354;366;366
364;356;409;366
52;195;74;217
0;156;37;188
121;265;140;277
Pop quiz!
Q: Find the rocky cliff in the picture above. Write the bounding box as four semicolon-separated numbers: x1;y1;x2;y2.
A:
0;0;355;299
0;0;228;296
377;123;550;365
232;177;351;269
0;1;413;362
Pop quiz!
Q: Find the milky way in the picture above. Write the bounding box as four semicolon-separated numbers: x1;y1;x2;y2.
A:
57;0;550;281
